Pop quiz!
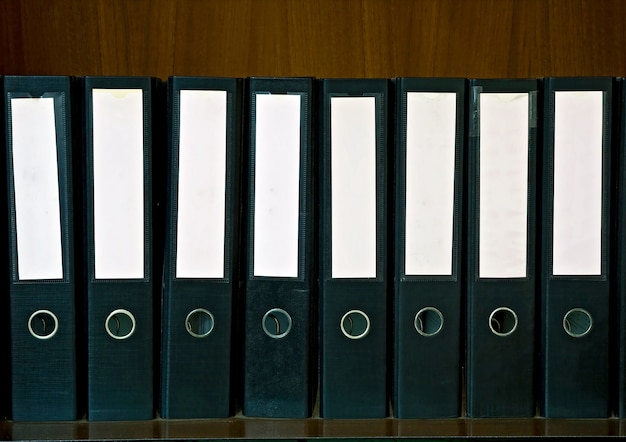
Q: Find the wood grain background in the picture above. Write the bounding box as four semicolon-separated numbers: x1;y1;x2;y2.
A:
1;0;625;79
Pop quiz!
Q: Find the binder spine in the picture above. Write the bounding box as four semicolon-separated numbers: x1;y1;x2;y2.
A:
392;78;465;418
84;77;157;421
242;77;315;418
466;79;538;417
319;78;389;419
5;76;79;421
540;77;613;418
160;77;242;419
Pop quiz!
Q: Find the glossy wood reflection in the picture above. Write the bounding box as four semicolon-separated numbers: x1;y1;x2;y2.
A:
2;417;626;440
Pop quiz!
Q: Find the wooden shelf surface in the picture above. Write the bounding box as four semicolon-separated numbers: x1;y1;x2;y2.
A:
2;416;626;440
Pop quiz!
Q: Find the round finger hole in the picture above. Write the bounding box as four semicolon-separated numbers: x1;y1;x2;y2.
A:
563;308;592;338
105;309;136;340
489;307;518;337
414;307;444;337
262;308;292;339
28;310;59;340
340;310;370;340
185;308;215;338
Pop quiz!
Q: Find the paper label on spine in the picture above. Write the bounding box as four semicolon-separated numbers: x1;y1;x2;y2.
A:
253;94;301;278
552;91;603;276
11;97;64;280
479;93;529;278
92;89;145;279
405;92;456;276
176;90;227;279
331;96;377;279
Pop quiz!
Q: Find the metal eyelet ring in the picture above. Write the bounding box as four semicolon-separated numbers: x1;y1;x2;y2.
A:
105;309;136;340
340;309;370;340
563;308;593;338
488;307;518;337
262;308;292;339
185;308;215;338
28;310;59;340
414;307;444;337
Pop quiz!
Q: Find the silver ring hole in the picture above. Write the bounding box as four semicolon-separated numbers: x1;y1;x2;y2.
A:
563;308;593;338
340;310;370;340
414;307;444;337
262;308;292;339
488;307;518;337
28;310;59;340
185;308;215;338
105;309;136;340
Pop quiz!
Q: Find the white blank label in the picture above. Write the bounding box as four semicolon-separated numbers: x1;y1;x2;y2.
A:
552;91;603;276
331;96;377;279
253;94;301;278
176;90;227;279
11;97;64;280
479;93;529;278
92;89;145;280
405;92;456;276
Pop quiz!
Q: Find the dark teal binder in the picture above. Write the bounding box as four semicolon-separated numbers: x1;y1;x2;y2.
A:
319;78;388;418
393;77;465;418
617;77;626;418
541;77;613;418
84;76;163;421
242;77;315;418
160;76;242;418
466;79;538;417
4;75;80;421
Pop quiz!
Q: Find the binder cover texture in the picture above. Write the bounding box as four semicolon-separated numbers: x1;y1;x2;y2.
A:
160;76;242;419
393;77;465;418
466;79;538;417
84;76;163;421
5;75;80;421
319;78;389;418
242;77;315;418
541;77;613;418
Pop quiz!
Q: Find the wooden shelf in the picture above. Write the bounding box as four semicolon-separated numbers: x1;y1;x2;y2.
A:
2;416;625;440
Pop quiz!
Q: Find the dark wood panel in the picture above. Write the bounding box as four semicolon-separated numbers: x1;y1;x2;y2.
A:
545;0;626;77
94;0;177;77
171;0;253;78
18;1;101;76
0;1;25;75
1;0;626;78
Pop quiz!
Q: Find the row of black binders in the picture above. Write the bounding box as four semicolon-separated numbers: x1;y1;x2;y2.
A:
1;75;626;422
